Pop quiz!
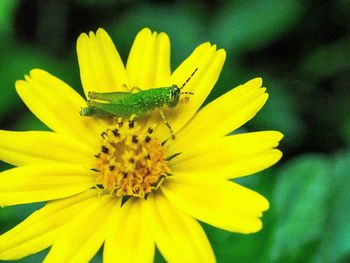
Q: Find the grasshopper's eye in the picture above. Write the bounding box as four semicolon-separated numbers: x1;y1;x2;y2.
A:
168;86;181;108
169;86;178;100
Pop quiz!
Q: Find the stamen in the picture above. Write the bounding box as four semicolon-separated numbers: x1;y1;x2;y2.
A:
112;129;120;137
101;146;109;154
132;135;139;143
101;131;108;139
93;120;170;199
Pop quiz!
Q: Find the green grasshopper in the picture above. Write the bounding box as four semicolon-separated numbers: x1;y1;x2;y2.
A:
80;68;198;139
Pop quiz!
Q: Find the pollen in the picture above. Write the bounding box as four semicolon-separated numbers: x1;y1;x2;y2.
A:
93;119;171;198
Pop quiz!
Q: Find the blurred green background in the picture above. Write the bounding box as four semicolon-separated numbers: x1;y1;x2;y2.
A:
0;0;349;262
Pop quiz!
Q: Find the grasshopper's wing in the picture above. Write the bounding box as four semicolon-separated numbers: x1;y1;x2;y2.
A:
89;100;142;117
88;91;131;103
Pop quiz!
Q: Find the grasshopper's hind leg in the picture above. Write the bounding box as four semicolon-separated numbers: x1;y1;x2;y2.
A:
159;109;175;140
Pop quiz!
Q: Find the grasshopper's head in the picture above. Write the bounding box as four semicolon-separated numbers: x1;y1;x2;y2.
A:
167;84;181;108
167;68;197;108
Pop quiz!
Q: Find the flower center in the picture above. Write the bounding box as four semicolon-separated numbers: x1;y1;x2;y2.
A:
93;119;171;198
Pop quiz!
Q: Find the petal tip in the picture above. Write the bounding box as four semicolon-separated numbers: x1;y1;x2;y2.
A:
262;92;269;103
138;27;152;36
15;79;26;89
196;42;212;51
88;31;97;39
29;68;46;78
96;27;107;35
266;131;284;143
275;149;283;162
256;77;263;85
215;49;227;65
217;48;226;58
261;196;270;211
249;77;263;88
275;131;284;142
250;220;263;233
158;31;170;42
234;218;264;234
77;32;89;44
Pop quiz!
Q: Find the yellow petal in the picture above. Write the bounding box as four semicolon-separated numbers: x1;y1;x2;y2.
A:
126;28;171;89
43;194;115;263
77;28;129;96
144;193;215;263
15;69;103;147
0;164;96;207
195;149;282;179
0;190;97;260
104;199;154;263
170;131;283;179
162;173;269;234
169;78;268;151
155;44;226;137
0;130;93;166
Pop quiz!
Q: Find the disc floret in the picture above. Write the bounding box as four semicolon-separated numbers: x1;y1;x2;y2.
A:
94;119;171;198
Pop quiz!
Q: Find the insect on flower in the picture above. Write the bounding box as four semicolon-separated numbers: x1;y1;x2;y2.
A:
0;28;284;263
80;68;198;139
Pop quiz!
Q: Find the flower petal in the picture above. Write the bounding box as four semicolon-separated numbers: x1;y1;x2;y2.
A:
44;194;116;263
170;131;283;179
0;164;96;207
144;193;215;263
162;174;269;234
77;28;130;96
0;190;97;260
169;78;268;151
0;130;93;166
15;69;103;146
153;44;226;137
104;199;154;263
126;28;171;89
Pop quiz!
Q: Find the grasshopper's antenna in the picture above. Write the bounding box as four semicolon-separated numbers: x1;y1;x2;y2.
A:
181;91;194;95
180;68;198;90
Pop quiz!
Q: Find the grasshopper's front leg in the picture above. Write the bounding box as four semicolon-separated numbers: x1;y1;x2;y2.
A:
159;109;175;140
121;83;142;93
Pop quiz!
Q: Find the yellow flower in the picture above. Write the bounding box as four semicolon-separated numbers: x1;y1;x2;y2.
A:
0;28;282;262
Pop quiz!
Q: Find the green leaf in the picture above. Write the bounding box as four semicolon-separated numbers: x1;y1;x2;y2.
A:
314;151;350;262
12;113;49;131
0;0;19;34
300;37;350;81
90;249;102;263
74;0;121;6
204;219;273;263
209;0;303;53
0;249;48;263
154;248;167;263
270;154;331;262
